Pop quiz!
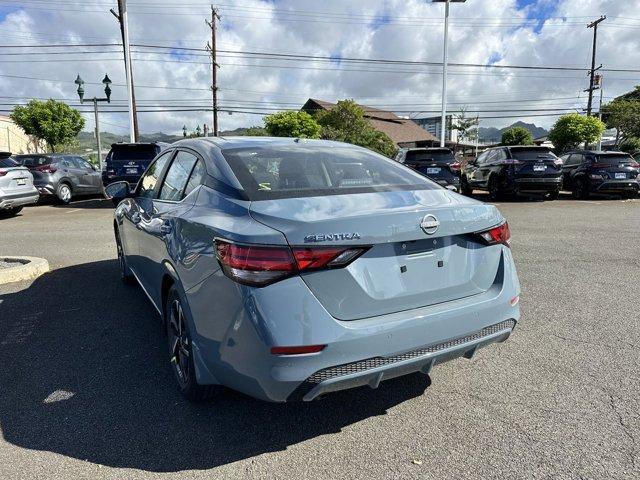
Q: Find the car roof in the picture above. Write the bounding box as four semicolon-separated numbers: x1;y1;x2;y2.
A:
109;142;168;148
567;150;629;155
402;147;453;153
172;136;357;151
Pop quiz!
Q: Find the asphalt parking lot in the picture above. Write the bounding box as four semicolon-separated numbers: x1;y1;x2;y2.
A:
0;195;639;480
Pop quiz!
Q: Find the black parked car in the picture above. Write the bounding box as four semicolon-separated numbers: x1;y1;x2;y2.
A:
102;142;168;188
14;154;103;204
559;150;639;199
395;147;460;191
461;146;563;200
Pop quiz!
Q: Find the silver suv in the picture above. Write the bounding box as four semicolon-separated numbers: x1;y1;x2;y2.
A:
0;153;38;217
14;154;103;204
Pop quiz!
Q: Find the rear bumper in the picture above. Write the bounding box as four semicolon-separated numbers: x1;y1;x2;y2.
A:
0;190;39;209
513;177;562;193
593;180;639;193
288;319;515;401
187;247;521;402
33;182;56;196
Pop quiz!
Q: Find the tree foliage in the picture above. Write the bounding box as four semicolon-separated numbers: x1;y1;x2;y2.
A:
10;99;85;152
619;137;640;153
451;108;479;143
547;113;605;153
501;126;534;146
263;111;321;139
602;99;640;144
315;100;397;157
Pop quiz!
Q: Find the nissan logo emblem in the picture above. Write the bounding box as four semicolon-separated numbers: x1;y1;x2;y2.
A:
420;214;440;235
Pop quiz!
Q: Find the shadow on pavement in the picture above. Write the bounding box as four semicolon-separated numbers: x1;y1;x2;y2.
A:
50;197;114;209
0;260;429;472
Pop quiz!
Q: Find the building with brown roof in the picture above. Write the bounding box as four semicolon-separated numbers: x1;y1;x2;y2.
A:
301;98;439;148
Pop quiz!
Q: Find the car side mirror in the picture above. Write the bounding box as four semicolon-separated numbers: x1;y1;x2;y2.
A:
105;181;132;200
91;164;98;171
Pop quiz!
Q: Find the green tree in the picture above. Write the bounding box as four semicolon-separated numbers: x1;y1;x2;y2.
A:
619;137;640;153
263;111;321;138
601;99;640;146
315;99;396;157
10;99;85;152
452;108;479;144
242;126;268;136
501;126;534;146
548;113;605;153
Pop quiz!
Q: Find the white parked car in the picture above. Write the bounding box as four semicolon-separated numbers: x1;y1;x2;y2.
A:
0;153;39;217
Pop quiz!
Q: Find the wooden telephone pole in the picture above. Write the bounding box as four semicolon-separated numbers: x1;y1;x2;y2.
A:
206;6;221;136
585;16;606;116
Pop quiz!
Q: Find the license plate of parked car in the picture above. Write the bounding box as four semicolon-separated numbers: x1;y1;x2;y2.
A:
533;165;546;171
615;173;626;179
16;178;26;185
426;167;440;174
126;168;138;174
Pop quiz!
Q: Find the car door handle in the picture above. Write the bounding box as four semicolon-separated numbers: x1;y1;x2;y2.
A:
131;212;141;224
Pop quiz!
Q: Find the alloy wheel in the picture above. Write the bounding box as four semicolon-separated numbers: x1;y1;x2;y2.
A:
59;185;71;203
168;299;190;385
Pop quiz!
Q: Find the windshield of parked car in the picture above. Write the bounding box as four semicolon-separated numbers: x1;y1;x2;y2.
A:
108;145;158;163
16;155;52;167
594;154;635;165
0;158;20;168
223;145;439;200
510;148;558;161
404;149;455;164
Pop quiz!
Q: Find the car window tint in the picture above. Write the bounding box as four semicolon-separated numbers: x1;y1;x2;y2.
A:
138;151;172;198
0;158;19;168
595;154;634;165
159;151;198;201
510;148;557;161
183;158;206;198
223;145;438;201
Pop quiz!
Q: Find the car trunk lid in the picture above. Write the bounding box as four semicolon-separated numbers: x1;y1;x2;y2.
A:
249;189;505;320
510;148;562;179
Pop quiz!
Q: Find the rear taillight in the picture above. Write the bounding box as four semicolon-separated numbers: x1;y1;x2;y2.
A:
33;164;57;173
271;345;326;355
505;159;522;165
0;169;7;177
449;162;461;171
215;239;369;287
476;222;511;247
590;163;610;168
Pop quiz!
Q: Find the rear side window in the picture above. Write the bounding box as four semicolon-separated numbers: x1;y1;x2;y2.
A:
16;156;51;167
222;145;438;201
595;154;634;165
0;158;19;168
405;150;454;164
138;151;172;198
158;151;198;201
184;159;206;198
510;148;557;161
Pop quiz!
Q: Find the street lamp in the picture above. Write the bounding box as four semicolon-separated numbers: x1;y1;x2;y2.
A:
432;0;467;147
182;125;187;138
74;73;112;170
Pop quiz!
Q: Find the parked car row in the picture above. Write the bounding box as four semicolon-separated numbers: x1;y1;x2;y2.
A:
396;146;640;200
0;141;168;216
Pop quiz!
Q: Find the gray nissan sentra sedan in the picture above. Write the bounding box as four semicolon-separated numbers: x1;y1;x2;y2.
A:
106;137;521;402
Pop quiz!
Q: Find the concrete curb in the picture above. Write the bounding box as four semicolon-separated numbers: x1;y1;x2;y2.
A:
0;256;50;285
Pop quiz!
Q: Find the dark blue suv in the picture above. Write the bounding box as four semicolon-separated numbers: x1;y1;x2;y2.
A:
559;150;640;199
102;142;168;188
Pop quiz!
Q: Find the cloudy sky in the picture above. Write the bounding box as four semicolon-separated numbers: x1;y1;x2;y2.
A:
0;0;639;138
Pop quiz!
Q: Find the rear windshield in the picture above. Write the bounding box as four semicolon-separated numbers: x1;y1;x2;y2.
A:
16;155;52;167
405;150;454;164
595;154;634;165
223;145;439;200
511;148;557;161
0;158;19;168
108;145;158;162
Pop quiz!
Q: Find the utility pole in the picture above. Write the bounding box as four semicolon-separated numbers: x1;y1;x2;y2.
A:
596;74;604;150
586;15;605;116
205;6;221;136
109;0;137;142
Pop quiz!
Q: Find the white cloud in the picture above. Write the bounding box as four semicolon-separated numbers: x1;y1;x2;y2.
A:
0;0;638;137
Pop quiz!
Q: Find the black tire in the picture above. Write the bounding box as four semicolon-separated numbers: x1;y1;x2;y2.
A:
460;176;473;196
547;190;560;201
165;286;224;402
115;228;135;285
56;182;72;204
487;176;501;201
573;178;589;200
1;206;23;217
